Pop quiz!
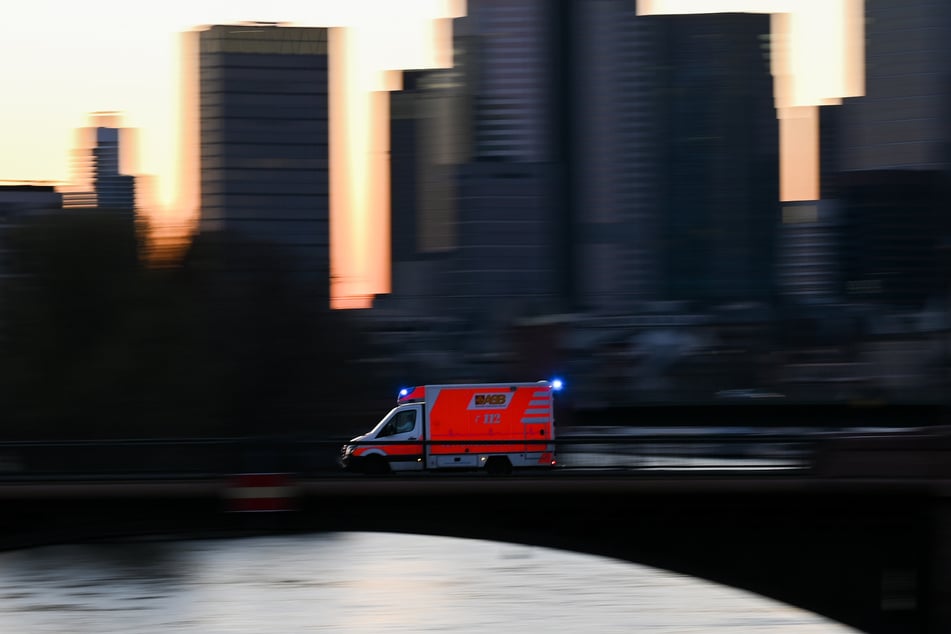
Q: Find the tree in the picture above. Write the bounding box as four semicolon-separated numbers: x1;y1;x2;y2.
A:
0;214;383;439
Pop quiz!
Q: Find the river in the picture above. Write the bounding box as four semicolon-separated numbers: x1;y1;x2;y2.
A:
0;532;858;633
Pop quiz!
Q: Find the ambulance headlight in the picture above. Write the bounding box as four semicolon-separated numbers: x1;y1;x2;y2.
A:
551;378;564;391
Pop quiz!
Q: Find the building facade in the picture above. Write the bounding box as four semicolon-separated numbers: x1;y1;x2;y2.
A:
386;2;781;316
450;0;570;318
0;185;64;278
0;185;64;340
63;112;136;211
196;23;330;302
387;64;469;317
829;0;951;309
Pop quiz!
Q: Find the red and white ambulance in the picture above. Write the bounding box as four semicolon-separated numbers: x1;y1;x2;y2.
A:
339;380;560;474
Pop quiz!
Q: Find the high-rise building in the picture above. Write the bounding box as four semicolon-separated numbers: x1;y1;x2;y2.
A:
656;13;779;306
444;0;571;319
0;184;63;337
389;2;781;321
193;23;330;302
829;0;951;308
92;126;135;210
453;161;560;320
63;112;136;211
573;6;779;312
465;0;556;163
572;0;662;314
385;1;569;321
837;1;951;173
836;170;947;308
388;67;469;316
0;184;63;277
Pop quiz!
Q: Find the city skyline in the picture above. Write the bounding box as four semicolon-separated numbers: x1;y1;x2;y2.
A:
1;0;463;306
6;1;948;314
2;0;950;413
2;0;860;206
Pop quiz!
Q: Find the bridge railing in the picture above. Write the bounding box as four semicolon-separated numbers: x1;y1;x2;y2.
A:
549;433;815;471
0;431;826;480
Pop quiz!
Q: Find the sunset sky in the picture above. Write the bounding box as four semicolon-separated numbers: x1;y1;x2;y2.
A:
0;0;459;219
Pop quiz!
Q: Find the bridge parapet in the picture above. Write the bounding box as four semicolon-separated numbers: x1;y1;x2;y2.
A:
814;426;951;479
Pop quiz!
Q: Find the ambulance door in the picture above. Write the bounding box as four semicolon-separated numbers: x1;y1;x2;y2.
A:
521;388;554;458
375;404;424;472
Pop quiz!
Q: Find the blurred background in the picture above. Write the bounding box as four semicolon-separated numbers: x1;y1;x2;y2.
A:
2;0;950;440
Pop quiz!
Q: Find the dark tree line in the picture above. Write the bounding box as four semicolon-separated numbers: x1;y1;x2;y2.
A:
0;211;388;439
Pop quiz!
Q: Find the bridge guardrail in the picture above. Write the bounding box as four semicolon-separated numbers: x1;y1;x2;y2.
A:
0;432;824;481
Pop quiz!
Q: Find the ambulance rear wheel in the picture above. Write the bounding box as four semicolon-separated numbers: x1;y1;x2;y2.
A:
362;455;390;475
485;457;512;476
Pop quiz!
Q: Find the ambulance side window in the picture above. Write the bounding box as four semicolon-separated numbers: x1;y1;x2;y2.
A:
379;409;417;438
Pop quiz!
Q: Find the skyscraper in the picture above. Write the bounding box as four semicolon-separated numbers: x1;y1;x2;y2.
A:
0;184;64;338
63;112;136;211
572;0;662;314
573;6;778;312
389;2;781;321
194;23;330;302
0;184;63;277
465;0;556;162
388;65;469;316
655;13;779;306
446;0;571;320
837;0;951;173
830;0;951;308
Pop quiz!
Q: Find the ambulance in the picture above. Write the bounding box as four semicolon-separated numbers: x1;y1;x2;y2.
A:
339;380;561;474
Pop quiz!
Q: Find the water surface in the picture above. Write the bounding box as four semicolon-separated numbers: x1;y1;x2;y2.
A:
0;532;858;633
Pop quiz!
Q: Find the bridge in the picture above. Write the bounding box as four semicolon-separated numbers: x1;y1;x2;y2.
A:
1;426;951;634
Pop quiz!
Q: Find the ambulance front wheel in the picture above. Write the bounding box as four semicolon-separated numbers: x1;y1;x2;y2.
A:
485;457;512;476
362;454;390;475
